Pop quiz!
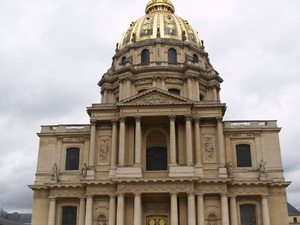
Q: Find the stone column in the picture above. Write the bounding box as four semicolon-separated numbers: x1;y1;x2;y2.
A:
126;79;131;98
187;193;196;225
152;77;157;88
217;118;225;167
118;117;126;166
221;194;229;225
261;195;271;225
110;120;118;168
48;197;56;225
89;120;97;168
188;77;193;99
229;196;238;225
85;196;93;225
117;194;124;225
169;115;177;165
161;77;166;90
134;116;142;166
212;87;218;100
79;198;86;225
134;193;142;225
109;195;116;225
103;89;108;103
197;194;205;225
119;79;124;101
195;79;200;101
170;193;178;225
185;115;193;166
194;118;202;166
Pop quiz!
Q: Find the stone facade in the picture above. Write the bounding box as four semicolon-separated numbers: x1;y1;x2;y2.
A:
29;1;290;225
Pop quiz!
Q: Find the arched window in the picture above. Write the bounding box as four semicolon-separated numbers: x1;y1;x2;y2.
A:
240;205;257;225
146;130;167;171
236;144;252;167
200;94;204;101
121;56;127;65
168;89;180;95
65;147;80;170
141;49;150;64
168;48;177;63
193;54;198;63
62;206;77;225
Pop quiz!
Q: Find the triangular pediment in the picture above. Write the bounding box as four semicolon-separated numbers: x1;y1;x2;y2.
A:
117;88;193;106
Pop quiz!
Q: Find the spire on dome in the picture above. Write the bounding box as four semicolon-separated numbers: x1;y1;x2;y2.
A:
145;0;175;14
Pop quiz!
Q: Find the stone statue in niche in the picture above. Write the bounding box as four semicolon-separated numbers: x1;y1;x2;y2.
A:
203;137;215;162
208;220;216;225
82;163;88;178
99;139;110;164
225;161;234;178
259;159;266;180
52;163;59;182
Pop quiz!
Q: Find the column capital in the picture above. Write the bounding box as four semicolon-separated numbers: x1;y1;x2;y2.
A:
133;192;142;196
112;119;118;125
49;196;57;200
228;194;237;198
187;192;195;197
193;117;201;122
169;114;176;121
85;195;94;199
170;192;178;196
216;117;223;122
261;195;269;199
119;116;126;122
117;193;125;197
134;115;142;122
220;194;228;198
90;119;97;125
185;115;193;121
196;193;204;197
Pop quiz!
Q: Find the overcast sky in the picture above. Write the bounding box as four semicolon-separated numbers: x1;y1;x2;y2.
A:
0;0;300;213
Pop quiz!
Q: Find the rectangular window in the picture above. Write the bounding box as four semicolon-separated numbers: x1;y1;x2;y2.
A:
65;148;80;170
236;144;252;167
240;205;257;225
62;207;77;225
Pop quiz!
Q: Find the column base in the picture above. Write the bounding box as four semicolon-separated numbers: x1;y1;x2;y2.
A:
169;165;195;177
109;167;117;178
86;168;95;180
194;165;204;178
218;167;227;178
116;166;143;178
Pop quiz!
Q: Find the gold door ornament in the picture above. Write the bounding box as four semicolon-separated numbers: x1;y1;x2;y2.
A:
147;216;168;225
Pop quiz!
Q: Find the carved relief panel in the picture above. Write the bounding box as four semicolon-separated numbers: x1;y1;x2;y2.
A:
202;136;216;163
97;137;111;165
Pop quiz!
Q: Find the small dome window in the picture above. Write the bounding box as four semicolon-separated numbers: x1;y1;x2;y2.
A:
168;48;177;63
193;54;198;63
168;89;180;95
141;49;150;64
121;56;127;65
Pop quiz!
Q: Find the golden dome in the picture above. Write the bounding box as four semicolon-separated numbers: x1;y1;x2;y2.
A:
118;0;202;50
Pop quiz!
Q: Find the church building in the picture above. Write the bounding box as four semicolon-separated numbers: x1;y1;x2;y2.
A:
29;1;290;225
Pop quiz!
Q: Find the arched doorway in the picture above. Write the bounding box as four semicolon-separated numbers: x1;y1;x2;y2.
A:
146;130;168;171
